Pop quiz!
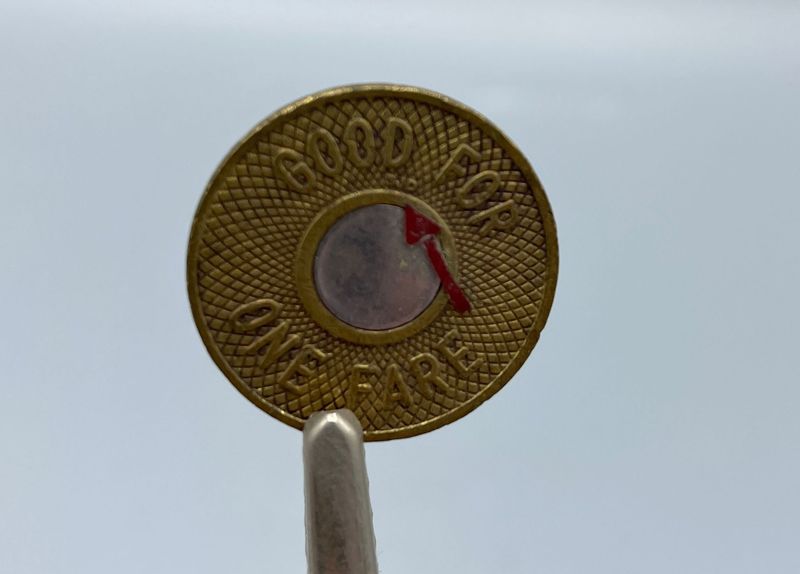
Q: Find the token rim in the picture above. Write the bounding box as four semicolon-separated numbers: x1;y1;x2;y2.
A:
187;83;559;441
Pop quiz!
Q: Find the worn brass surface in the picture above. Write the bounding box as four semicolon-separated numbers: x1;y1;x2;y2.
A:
187;84;558;440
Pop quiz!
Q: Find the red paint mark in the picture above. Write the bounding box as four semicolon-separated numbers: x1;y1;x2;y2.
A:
404;204;441;244
404;205;471;313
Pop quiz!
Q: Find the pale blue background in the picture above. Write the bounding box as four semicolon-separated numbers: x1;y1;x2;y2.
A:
1;1;799;572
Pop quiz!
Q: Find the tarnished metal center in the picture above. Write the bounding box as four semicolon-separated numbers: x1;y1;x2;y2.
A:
313;204;440;331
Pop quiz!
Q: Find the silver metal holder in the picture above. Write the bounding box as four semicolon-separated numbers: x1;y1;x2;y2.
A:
303;409;378;574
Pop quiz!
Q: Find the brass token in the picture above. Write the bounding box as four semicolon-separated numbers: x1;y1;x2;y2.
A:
187;84;558;440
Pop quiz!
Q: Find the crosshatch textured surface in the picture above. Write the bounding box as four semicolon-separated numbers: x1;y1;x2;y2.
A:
187;84;558;440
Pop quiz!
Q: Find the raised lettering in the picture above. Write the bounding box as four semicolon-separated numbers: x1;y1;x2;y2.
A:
347;363;380;410
382;117;413;168
278;344;331;394
435;143;481;184
435;328;484;376
468;199;519;235
244;320;302;369
383;363;412;408
456;170;501;209
307;129;343;176
410;353;449;398
229;298;282;331
274;148;316;192
343;117;376;168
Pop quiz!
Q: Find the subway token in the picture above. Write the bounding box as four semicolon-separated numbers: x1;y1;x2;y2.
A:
187;84;558;440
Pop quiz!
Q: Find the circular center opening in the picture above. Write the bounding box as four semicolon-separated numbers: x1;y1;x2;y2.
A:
313;204;440;331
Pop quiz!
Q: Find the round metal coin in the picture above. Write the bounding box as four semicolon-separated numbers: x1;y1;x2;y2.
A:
187;84;558;440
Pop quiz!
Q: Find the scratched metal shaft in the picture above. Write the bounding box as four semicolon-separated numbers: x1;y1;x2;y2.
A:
304;409;378;574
